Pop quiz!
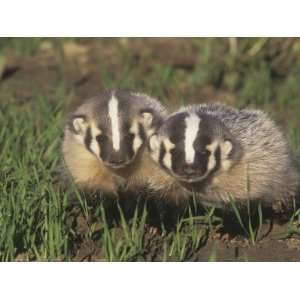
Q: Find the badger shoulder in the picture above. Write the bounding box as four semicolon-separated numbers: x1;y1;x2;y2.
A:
200;105;300;203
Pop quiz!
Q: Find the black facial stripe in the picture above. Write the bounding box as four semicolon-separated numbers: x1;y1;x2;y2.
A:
124;132;135;158
84;127;92;152
192;149;208;175
138;123;146;143
194;133;212;153
96;133;107;144
167;113;187;144
123;122;145;159
171;147;185;172
96;134;109;161
215;145;220;159
200;135;211;147
159;142;166;169
214;146;221;173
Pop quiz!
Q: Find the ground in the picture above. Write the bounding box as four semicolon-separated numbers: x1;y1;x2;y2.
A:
1;38;300;261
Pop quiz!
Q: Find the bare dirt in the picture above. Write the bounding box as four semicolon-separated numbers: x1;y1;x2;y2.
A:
70;206;300;262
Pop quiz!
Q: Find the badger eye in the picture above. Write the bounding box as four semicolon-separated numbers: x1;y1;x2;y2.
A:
200;149;210;156
96;134;108;144
125;133;135;140
170;148;179;156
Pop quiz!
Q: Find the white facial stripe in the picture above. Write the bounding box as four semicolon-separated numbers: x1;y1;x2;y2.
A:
163;138;175;170
133;136;143;154
149;135;160;162
90;139;100;157
206;141;218;171
108;95;120;151
90;123;102;158
184;114;201;164
130;120;143;154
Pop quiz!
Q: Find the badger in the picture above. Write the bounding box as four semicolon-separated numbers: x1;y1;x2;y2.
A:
62;90;167;196
148;103;300;209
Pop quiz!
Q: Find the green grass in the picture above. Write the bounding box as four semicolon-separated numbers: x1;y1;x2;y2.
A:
0;89;68;261
229;200;263;246
1;38;300;261
0;91;216;261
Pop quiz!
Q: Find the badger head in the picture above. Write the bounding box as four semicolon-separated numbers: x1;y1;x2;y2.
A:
69;90;165;169
148;109;242;183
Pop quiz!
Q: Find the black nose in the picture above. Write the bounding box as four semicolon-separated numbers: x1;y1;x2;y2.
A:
109;159;125;165
183;166;196;176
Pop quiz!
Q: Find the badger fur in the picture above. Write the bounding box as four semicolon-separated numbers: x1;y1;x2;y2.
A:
62;90;167;196
148;103;300;208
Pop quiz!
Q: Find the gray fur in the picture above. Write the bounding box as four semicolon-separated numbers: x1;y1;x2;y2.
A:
148;103;300;207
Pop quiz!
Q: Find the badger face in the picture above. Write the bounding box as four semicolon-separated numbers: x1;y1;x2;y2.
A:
69;91;155;169
149;111;235;183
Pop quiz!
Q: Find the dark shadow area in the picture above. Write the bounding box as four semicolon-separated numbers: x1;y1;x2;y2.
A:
0;66;20;81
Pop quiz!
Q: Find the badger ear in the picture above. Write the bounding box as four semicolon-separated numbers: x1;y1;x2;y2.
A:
140;110;154;129
220;139;234;171
70;115;88;135
222;140;233;157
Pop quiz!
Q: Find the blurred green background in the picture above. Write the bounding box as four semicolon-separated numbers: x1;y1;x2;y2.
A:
1;38;300;131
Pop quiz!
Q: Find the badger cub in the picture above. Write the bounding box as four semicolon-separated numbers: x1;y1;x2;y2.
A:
148;103;300;208
62;90;167;195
